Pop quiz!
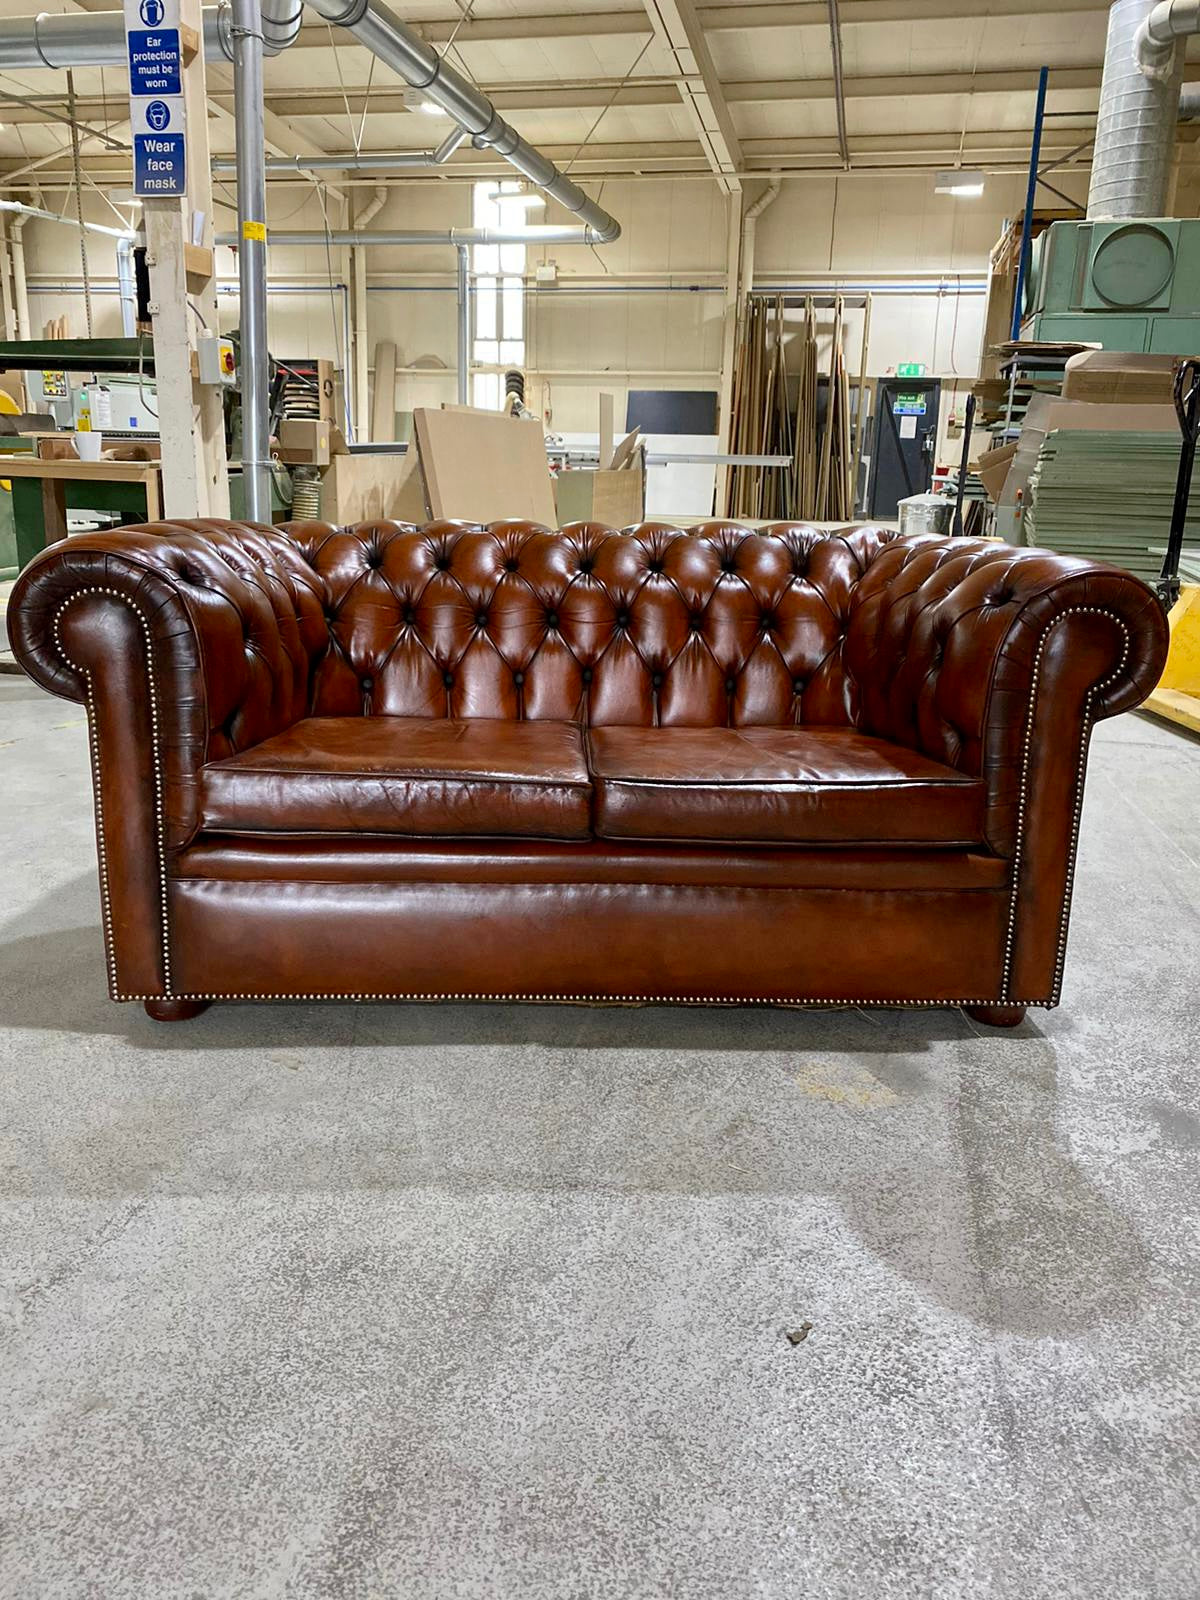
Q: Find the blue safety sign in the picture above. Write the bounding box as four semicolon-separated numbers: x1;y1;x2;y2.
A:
133;133;186;194
127;29;181;96
125;0;187;196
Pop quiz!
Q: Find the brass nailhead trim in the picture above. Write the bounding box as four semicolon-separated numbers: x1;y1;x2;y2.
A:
1000;606;1129;1003
54;589;173;999
117;991;1041;1007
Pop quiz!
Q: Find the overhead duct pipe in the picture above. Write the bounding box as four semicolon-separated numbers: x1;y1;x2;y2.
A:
217;226;617;246
302;0;619;242
0;3;620;240
1135;0;1200;79
1088;0;1186;218
740;178;781;302
211;127;467;174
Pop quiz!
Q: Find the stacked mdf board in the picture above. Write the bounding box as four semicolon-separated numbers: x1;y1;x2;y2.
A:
1023;429;1200;582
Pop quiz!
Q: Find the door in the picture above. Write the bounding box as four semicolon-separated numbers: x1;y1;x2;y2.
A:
868;379;941;519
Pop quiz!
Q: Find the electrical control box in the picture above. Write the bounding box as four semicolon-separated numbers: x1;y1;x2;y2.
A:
197;334;237;387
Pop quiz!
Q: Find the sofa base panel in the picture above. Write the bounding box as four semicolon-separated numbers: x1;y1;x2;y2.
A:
166;877;1010;1005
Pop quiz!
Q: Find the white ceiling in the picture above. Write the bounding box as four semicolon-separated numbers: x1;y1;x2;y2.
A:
0;0;1190;195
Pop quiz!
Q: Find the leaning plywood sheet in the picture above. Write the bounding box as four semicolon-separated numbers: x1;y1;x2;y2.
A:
414;407;556;526
321;448;427;526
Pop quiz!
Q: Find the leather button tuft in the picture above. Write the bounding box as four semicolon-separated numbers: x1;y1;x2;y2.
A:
365;551;383;570
581;667;593;684
721;559;736;574
443;671;454;687
690;616;703;632
793;678;805;695
504;559;519;573
725;677;736;694
403;607;416;625
513;670;525;687
361;675;373;691
578;558;594;574
476;611;488;627
647;560;663;574
617;611;630;627
547;612;559;628
652;671;664;687
434;556;450;571
761;614;775;631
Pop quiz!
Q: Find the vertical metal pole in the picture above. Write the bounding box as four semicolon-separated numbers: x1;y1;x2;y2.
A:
116;236;137;337
232;0;271;523
456;243;469;405
1011;65;1049;342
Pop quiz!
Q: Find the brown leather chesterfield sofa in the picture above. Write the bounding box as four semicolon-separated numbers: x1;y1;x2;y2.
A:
8;518;1167;1026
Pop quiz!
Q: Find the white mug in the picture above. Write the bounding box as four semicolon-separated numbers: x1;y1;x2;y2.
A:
74;432;103;462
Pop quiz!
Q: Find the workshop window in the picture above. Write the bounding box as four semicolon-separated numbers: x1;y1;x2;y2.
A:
472;180;526;410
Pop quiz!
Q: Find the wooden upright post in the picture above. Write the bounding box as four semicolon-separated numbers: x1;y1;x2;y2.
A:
141;0;229;518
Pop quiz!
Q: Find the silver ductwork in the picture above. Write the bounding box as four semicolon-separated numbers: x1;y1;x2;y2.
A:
1135;0;1200;80
211;128;467;174
0;2;620;242
302;0;619;242
216;226;616;246
1087;0;1186;218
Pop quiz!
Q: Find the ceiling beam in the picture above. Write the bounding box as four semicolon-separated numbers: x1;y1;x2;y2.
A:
2;128;1102;186
641;0;742;193
278;0;1107;50
184;66;1108;120
0;66;1113;126
389;0;1105;47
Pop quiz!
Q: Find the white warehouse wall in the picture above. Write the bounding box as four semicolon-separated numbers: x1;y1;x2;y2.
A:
17;166;1061;456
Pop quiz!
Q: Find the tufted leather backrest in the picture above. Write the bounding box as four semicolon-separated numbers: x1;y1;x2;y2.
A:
290;518;904;730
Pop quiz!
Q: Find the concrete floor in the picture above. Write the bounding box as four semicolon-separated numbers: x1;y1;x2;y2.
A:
1;670;1198;1600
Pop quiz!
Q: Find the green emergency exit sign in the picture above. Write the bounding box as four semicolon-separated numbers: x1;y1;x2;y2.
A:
897;362;926;378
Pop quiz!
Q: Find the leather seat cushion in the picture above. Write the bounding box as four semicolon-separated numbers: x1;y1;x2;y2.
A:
200;717;593;840
587;726;985;846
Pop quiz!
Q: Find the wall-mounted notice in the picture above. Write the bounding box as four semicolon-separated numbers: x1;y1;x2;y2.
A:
124;0;187;196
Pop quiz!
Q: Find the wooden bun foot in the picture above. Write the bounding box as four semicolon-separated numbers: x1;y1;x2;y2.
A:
965;1004;1026;1029
143;998;211;1023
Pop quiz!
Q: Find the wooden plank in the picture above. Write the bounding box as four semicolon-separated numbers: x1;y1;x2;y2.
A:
413;407;556;526
370;341;397;443
40;476;68;544
0;457;160;483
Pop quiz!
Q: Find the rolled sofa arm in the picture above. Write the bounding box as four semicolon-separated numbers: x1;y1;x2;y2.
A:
7;520;329;997
844;533;1169;1003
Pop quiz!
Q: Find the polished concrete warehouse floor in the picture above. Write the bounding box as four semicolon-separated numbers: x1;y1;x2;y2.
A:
1;670;1198;1599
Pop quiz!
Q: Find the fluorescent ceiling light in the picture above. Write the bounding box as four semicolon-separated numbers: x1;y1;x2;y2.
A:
403;90;447;115
487;190;545;208
934;168;985;197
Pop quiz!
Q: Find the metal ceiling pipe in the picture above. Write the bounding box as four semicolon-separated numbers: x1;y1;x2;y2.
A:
116;235;138;336
303;0;621;242
740;177;780;302
261;0;303;54
217;226;614;245
230;0;272;523
456;243;469;405
1088;0;1184;217
211;127;467;173
0;197;134;239
1135;0;1200;80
